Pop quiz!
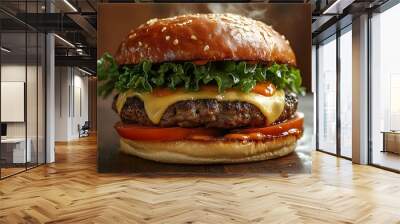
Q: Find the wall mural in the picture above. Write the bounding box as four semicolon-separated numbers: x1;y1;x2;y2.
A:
97;3;313;174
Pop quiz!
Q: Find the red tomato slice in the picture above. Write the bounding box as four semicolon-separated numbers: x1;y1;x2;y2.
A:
115;113;303;141
114;122;222;141
236;112;304;136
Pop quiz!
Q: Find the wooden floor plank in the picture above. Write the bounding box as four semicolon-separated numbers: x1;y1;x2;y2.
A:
0;135;400;223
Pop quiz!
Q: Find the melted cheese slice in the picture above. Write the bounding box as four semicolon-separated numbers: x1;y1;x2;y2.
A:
116;89;285;125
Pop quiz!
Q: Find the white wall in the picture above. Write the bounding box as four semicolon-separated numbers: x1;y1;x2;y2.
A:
55;67;69;141
1;65;40;138
54;67;89;141
1;65;26;139
71;73;89;138
1;63;46;164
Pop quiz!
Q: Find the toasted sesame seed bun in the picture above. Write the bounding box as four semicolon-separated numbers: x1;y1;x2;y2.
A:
115;13;296;66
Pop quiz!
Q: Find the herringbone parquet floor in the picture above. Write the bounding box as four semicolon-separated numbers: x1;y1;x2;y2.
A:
1;135;400;224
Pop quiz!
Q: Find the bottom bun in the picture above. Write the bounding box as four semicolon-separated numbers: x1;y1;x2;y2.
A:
119;135;297;164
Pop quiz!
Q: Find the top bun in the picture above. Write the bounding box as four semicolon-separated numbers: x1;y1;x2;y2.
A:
115;13;296;66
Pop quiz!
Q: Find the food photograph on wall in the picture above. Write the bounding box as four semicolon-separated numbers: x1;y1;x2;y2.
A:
97;3;312;174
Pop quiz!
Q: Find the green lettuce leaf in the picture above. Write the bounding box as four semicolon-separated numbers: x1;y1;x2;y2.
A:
97;52;305;98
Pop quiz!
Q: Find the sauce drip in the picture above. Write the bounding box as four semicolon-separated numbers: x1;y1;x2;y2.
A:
223;129;302;142
224;133;251;141
251;82;276;97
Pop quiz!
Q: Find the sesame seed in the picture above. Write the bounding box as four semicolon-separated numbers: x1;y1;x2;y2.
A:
129;33;136;39
190;35;197;40
203;45;210;51
147;18;157;25
173;39;179;45
138;41;143;46
165;36;170;41
161;27;167;32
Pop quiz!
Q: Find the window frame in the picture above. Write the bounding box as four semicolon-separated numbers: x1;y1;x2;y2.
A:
0;2;48;180
367;0;400;173
315;24;353;161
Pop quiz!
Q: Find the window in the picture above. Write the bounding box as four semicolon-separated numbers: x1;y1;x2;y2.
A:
317;36;337;154
370;3;400;171
0;1;47;179
339;27;352;158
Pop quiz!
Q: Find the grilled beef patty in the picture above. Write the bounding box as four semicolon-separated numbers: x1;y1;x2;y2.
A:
113;92;298;129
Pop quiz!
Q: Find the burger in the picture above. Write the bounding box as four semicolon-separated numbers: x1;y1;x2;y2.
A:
97;13;305;164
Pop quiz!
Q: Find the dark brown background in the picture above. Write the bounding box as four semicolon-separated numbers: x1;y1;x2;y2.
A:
97;3;312;174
